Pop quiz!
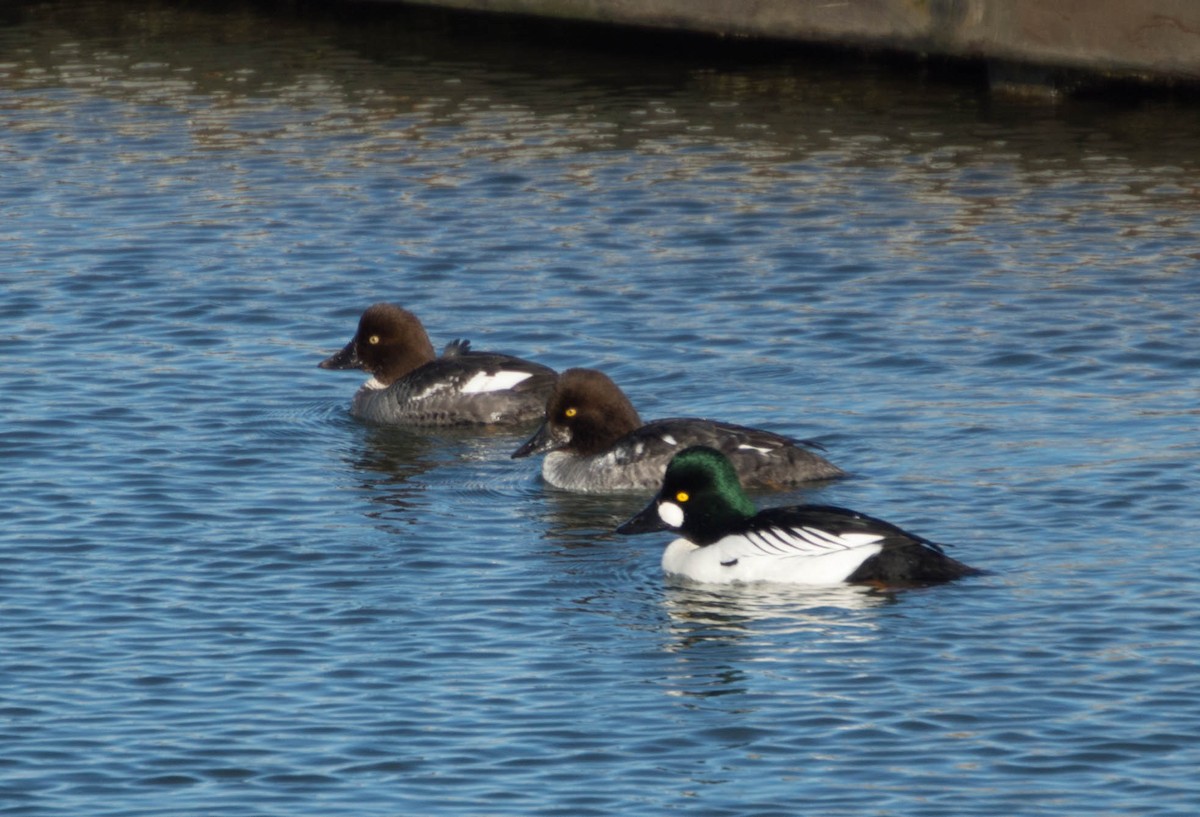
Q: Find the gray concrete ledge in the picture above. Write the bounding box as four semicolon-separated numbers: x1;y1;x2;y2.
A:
381;0;1200;86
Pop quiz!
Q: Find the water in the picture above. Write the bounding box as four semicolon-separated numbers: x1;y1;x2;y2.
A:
3;1;1200;814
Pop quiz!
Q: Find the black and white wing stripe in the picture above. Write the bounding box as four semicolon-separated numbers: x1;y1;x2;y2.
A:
740;524;885;558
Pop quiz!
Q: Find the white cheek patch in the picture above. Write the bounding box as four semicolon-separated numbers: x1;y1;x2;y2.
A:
657;501;684;528
460;370;533;394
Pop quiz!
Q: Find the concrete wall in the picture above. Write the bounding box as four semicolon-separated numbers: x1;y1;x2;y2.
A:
386;0;1200;83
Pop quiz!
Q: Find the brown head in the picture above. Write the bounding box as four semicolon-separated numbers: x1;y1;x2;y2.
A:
512;367;643;458
318;303;437;385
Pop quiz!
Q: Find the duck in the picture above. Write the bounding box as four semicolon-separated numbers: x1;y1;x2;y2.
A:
511;367;844;493
319;303;557;426
616;446;980;587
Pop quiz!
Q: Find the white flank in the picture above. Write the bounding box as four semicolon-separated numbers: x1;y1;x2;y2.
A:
662;538;701;578
657;501;684;528
665;531;885;585
460;369;533;394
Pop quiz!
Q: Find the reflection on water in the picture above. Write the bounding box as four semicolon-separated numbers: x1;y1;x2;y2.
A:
656;585;890;705
661;582;886;648
344;423;547;533
345;426;439;524
532;486;645;546
665;581;889;630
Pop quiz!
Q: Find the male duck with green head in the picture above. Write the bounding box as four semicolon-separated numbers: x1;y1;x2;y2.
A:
617;446;980;587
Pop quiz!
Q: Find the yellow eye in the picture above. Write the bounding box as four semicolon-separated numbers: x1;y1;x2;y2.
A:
675;491;689;503
564;407;577;418
368;335;380;345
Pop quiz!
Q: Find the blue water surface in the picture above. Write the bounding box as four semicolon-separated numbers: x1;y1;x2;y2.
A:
2;2;1199;815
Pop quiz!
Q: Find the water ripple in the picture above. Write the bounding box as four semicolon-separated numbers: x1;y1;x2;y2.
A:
3;2;1200;816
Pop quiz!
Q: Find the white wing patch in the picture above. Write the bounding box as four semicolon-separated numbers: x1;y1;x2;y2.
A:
459;369;534;394
737;443;773;454
743;525;884;557
660;433;678;446
411;380;453;400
